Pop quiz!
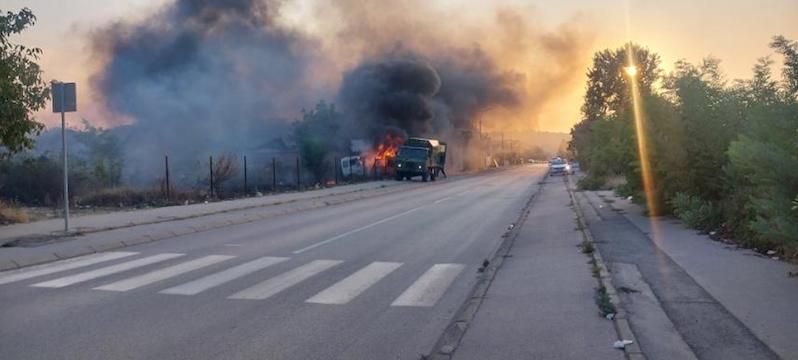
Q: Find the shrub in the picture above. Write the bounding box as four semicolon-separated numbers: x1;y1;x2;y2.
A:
0;200;29;224
670;192;722;231
77;188;149;208
614;182;636;198
76;187;207;208
577;175;606;191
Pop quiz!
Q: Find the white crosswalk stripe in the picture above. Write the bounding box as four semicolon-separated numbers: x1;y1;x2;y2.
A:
306;261;402;305
31;253;184;288
94;255;234;292
19;252;466;308
0;252;137;286
391;264;465;307
229;259;342;300
161;256;289;296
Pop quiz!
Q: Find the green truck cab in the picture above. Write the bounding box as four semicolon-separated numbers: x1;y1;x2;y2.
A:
393;137;447;182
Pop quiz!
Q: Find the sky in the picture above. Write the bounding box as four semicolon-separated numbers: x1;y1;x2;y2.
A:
5;0;798;133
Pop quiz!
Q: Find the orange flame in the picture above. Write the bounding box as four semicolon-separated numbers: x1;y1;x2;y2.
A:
366;131;405;167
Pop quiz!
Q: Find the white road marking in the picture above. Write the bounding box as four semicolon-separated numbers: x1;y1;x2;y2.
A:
229;260;342;300
391;264;465;307
433;196;453;204
0;252;138;286
456;190;473;196
292;207;423;254
94;255;234;292
160;256;289;295
32;253;184;288
224;244;242;247
306;261;402;305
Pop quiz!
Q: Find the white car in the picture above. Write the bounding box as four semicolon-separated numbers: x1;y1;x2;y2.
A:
549;158;567;176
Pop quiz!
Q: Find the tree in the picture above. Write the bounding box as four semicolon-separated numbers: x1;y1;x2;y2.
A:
293;101;341;183
726;39;798;251
0;8;49;157
770;35;798;96
661;58;744;200
580;43;661;125
570;43;661;172
75;120;124;187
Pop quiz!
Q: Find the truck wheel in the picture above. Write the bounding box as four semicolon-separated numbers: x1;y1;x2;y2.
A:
430;168;437;181
395;172;404;181
422;172;429;182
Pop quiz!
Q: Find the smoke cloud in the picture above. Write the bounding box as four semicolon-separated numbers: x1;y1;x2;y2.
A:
338;48;522;141
88;0;594;183
90;0;320;183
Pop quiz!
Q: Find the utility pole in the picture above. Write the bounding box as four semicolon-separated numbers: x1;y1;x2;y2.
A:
296;155;301;190
272;157;277;192
243;155;248;196
52;81;76;232
334;156;339;185
209;156;214;198
164;155;170;200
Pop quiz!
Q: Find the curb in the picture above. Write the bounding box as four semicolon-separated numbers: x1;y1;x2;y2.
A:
0;182;416;247
566;176;646;360
0;181;433;271
424;173;546;359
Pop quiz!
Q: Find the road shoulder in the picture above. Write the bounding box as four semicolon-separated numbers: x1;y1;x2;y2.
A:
575;186;786;359
590;189;798;360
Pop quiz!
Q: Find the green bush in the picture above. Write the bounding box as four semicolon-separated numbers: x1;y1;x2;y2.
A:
670;192;723;231
577;175;606;190
614;182;636;198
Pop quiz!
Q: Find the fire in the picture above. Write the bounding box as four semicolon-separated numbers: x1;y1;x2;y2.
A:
365;130;405;169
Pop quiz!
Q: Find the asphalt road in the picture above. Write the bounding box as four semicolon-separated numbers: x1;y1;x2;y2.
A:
0;165;547;360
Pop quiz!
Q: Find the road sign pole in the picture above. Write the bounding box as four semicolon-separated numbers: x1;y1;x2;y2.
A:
60;86;69;232
52;81;76;233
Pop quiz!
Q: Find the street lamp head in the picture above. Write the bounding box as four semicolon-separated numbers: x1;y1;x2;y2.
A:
624;65;638;77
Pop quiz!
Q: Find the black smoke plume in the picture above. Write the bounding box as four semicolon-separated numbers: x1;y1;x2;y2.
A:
337;49;521;140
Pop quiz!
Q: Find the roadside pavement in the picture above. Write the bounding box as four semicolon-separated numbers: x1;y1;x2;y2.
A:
575;185;798;359
450;176;622;360
1;181;410;247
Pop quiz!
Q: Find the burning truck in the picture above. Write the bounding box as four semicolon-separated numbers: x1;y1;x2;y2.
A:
340;133;447;182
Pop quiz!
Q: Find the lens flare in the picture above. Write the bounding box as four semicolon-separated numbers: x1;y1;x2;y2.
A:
625;46;658;219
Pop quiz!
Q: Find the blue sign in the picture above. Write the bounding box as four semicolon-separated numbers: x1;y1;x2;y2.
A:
52;82;77;113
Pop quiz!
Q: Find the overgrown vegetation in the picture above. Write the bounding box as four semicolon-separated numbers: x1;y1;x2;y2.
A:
570;36;798;258
578;239;595;254
595;286;616;317
0;200;28;224
577;175;606;191
670;192;722;232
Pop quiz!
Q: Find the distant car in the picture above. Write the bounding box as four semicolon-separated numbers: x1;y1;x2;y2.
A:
568;161;580;174
549;158;567;176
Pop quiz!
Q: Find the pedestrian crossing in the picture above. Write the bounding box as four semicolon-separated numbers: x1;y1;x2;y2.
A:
1;252;466;308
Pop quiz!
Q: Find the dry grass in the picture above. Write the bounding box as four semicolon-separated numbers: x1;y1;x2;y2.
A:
0;200;30;224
